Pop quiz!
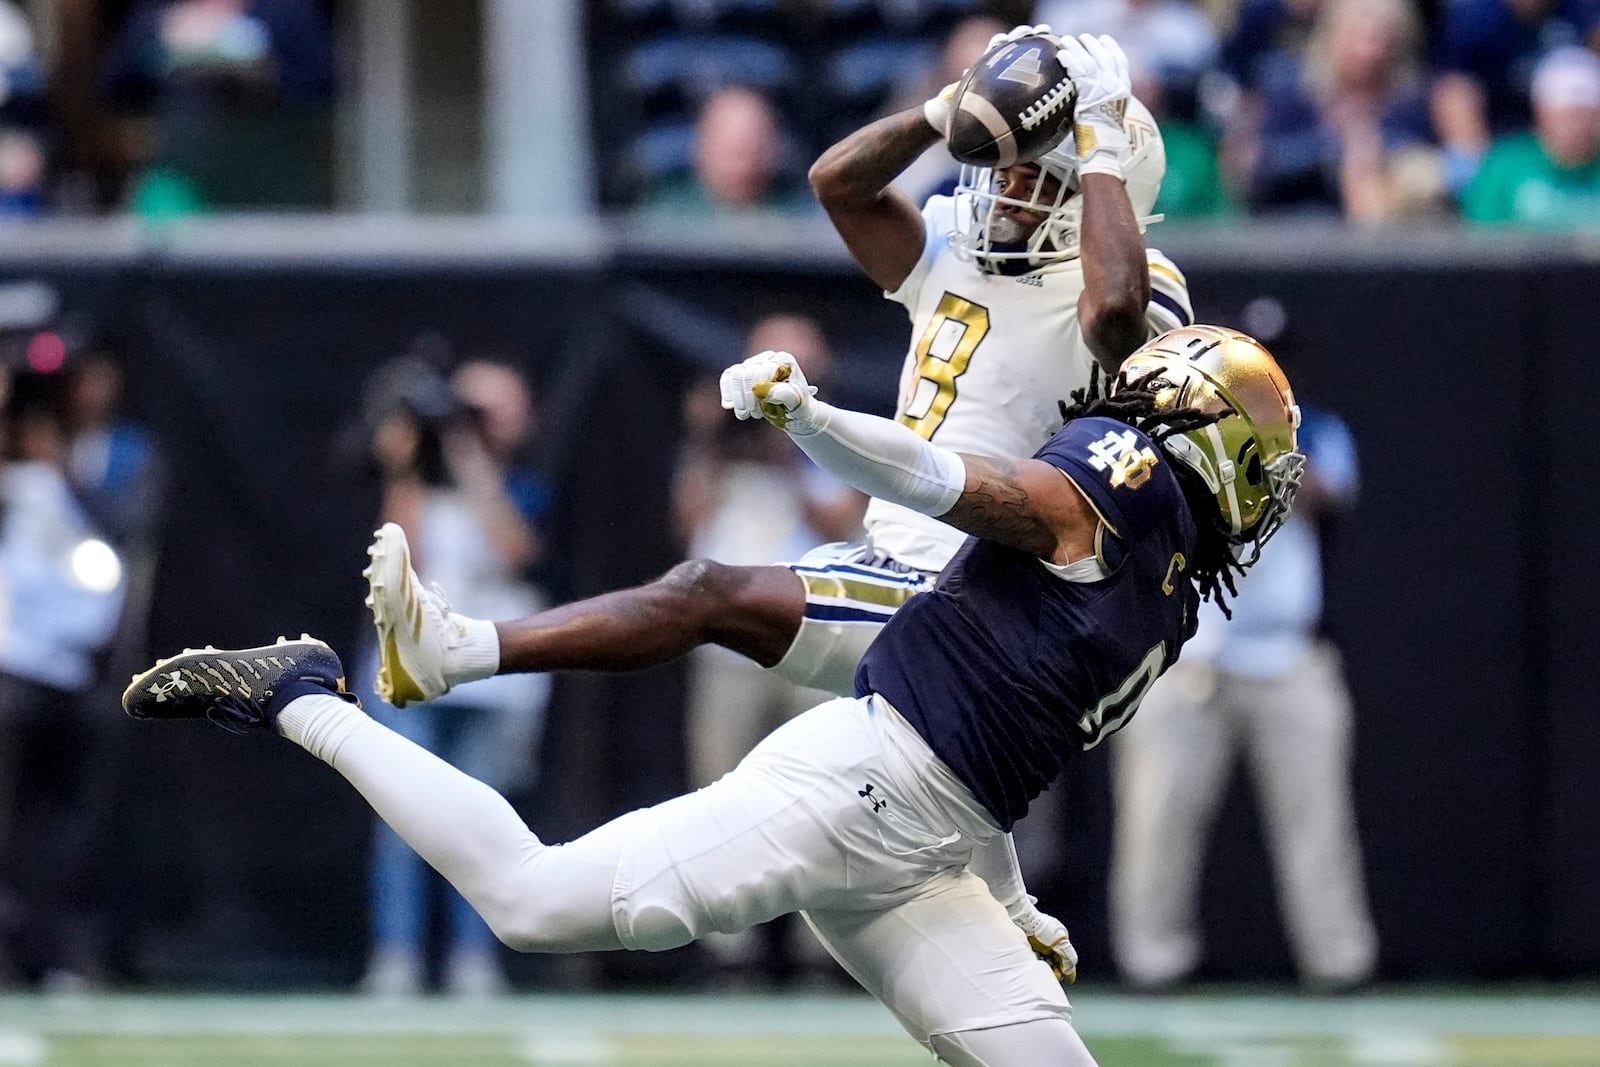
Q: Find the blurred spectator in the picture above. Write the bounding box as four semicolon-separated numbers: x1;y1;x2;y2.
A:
1429;0;1600;194
1025;1;1232;219
60;339;166;987
1036;0;1222;111
1461;45;1600;224
640;85;813;216
356;351;550;997
0;130;44;216
890;14;1007;204
0;2;47;217
101;0;335;215
0;2;37;102
65;343;167;554
448;358;552;585
1223;0;1326;93
1109;298;1377;992
674;313;865;987
0;369;125;988
1149;98;1233;218
1247;0;1442;219
1133;60;1235;220
63;338;168;726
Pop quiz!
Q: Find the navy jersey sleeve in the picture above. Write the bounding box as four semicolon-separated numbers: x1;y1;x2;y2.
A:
1039;416;1185;551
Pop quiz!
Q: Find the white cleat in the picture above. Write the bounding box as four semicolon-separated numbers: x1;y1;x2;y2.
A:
363;522;469;708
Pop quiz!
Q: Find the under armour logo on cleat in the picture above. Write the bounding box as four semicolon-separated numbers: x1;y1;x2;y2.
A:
148;671;191;702
859;783;888;814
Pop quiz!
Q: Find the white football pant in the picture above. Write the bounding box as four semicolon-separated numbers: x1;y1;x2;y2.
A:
282;692;1093;1065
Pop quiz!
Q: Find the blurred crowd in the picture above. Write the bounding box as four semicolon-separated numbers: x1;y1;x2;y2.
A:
0;0;333;217
608;0;1600;226
0;0;1590;225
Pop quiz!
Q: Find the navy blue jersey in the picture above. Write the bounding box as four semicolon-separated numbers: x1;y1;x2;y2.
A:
856;416;1200;829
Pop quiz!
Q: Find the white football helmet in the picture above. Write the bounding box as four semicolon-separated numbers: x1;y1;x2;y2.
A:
950;95;1166;271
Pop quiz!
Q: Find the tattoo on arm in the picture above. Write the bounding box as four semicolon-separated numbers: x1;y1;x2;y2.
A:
814;108;941;205
941;455;1061;559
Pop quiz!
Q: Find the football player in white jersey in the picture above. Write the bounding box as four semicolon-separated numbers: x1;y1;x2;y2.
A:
361;28;1194;704
802;29;1192;678
349;27;1190;985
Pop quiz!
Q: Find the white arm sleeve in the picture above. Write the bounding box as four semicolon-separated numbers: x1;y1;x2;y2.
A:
965;832;1029;912
786;400;966;517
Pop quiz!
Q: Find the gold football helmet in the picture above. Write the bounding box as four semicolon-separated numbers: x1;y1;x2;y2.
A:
1118;325;1305;558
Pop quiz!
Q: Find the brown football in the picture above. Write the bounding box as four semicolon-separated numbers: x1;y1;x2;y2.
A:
945;34;1076;168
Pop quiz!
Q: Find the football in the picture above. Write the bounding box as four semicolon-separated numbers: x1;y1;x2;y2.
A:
944;34;1076;168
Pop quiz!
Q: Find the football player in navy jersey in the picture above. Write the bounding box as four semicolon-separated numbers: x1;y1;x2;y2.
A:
123;325;1301;1067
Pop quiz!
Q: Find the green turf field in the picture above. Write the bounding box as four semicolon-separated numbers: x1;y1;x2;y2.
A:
0;987;1595;1066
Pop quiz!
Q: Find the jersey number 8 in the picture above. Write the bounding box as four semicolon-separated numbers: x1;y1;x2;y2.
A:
900;293;991;439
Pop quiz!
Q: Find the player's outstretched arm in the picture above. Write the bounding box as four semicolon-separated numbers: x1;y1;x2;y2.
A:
722;352;1099;566
808;107;941;292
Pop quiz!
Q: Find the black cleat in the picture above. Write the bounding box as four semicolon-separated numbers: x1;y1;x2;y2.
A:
122;635;355;734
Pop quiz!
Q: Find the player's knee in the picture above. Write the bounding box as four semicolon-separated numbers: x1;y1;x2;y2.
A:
656;563;732;614
472;887;548;952
655;558;756;630
931;1019;1097;1067
927;1032;984;1067
659;558;739;604
617;903;697;952
468;873;601;954
489;896;693;955
659;558;801;665
478;893;589;954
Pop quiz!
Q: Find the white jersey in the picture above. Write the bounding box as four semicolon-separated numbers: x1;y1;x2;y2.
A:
865;194;1194;572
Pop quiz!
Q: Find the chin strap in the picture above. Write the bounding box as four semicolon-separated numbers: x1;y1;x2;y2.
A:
966;211;1167;276
979;244;1042;276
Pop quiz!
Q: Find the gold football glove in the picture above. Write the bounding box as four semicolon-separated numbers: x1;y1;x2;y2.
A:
719;350;818;431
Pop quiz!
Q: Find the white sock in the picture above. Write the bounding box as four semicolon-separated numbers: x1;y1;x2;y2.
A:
446;616;501;687
278;693;369;762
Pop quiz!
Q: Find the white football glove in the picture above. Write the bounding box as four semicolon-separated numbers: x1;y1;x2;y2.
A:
924;24;1056;136
719;349;819;432
1056;33;1132;180
923;80;959;137
1009;897;1079;984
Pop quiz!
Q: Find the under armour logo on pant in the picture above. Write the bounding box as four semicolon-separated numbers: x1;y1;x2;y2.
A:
859;784;888;813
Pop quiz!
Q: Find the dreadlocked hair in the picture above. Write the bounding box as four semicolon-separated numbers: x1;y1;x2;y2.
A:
1056;365;1248;618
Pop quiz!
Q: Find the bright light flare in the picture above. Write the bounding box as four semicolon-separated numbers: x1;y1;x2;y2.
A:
70;538;122;593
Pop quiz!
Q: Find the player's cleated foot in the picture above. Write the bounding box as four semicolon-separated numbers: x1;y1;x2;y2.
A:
122;635;355;734
364;522;468;708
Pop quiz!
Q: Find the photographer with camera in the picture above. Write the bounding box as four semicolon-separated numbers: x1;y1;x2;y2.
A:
354;346;549;997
